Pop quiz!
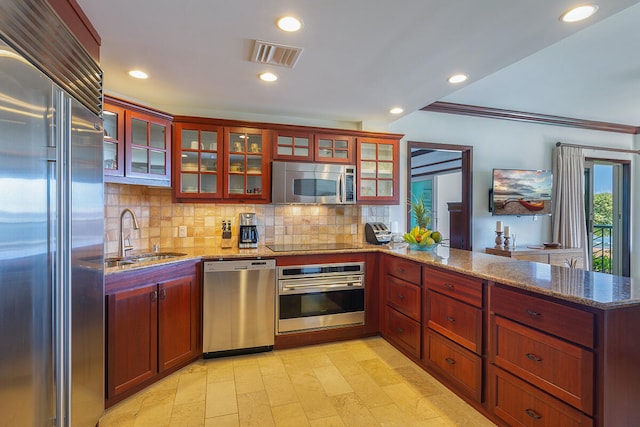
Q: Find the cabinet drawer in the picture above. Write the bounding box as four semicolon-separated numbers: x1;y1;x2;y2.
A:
491;285;594;348
491;316;593;414
427;290;482;354
385;256;421;285
423;266;482;307
490;366;593;427
424;330;482;402
384;306;421;359
385;275;421;321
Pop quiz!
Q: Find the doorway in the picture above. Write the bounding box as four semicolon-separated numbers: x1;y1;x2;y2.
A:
407;141;473;250
584;159;630;276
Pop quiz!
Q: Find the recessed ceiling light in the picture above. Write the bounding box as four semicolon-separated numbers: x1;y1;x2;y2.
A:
128;70;148;79
560;4;599;22
277;16;303;32
259;72;278;82
448;74;468;84
389;107;404;115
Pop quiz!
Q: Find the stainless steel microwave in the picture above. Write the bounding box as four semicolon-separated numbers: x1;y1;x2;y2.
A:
271;161;356;204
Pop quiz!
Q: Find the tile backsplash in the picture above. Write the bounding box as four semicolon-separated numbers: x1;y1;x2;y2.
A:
105;184;390;255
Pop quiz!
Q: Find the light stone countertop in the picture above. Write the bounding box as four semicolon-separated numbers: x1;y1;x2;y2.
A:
104;244;640;310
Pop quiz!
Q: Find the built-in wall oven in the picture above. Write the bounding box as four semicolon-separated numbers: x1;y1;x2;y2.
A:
277;262;365;334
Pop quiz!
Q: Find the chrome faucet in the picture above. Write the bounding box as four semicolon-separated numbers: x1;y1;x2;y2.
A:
119;208;140;257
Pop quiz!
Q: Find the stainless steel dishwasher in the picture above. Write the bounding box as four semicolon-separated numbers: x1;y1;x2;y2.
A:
203;259;276;357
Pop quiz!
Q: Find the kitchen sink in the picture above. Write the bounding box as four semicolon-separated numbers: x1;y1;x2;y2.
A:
104;252;187;268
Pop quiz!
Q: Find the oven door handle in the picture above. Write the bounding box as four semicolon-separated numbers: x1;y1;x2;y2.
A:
280;281;363;294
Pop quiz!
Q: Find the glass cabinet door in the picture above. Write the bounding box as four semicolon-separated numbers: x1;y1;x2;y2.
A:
176;125;222;196
103;103;125;176
125;110;171;182
316;134;353;163
273;130;313;161
357;138;399;204
225;127;270;199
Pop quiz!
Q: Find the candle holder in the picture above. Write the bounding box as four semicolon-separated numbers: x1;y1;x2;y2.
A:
504;235;511;248
495;231;504;248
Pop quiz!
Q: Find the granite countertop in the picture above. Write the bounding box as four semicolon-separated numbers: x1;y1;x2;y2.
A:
104;244;640;310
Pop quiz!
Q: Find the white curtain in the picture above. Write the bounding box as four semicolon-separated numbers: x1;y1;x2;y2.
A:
551;146;590;270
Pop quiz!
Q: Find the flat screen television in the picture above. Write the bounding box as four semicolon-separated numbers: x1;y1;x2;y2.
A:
491;169;553;216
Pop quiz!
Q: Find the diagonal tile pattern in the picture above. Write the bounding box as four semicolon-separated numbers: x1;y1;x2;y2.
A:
99;337;496;427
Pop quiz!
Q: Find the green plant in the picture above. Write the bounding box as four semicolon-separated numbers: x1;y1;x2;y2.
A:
410;193;431;230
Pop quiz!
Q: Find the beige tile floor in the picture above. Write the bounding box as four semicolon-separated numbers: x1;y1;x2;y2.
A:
99;337;496;427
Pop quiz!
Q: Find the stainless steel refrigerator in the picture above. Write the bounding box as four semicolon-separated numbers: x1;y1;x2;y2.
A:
0;35;105;426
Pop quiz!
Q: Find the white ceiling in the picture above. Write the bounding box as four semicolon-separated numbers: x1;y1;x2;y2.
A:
76;0;640;128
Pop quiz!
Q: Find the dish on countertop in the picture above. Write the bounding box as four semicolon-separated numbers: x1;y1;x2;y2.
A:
543;242;562;248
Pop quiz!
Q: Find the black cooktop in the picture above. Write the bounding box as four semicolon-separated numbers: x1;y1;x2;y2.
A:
267;243;362;252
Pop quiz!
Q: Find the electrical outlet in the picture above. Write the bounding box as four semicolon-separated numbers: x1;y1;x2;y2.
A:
178;225;187;238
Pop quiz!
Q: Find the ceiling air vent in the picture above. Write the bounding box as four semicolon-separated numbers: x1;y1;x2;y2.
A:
250;40;303;68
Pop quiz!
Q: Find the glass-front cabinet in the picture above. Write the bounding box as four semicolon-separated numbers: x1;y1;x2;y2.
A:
272;130;313;161
126;111;171;182
103;96;172;187
316;133;353;163
225;127;270;201
174;123;223;198
103;102;125;177
356;137;399;204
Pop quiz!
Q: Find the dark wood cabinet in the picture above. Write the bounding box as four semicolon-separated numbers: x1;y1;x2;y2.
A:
489;366;593;427
105;261;200;407
173;122;224;200
224;127;271;202
447;202;466;249
272;129;314;161
489;284;595;423
427;291;482;354
106;283;158;398
104;96;173;187
422;265;484;402
382;255;422;360
356;137;399;204
158;275;198;372
424;329;482;401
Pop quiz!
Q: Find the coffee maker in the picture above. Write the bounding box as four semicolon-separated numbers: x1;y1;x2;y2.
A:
238;213;258;248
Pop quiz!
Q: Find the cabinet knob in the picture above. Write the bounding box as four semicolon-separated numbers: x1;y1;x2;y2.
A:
151;291;158;302
446;316;456;323
525;408;542;420
444;283;454;290
445;357;456;365
160;289;167;300
525;309;541;317
397;327;404;333
398;294;405;300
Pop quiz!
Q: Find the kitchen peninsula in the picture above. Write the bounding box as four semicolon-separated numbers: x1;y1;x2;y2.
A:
105;245;640;426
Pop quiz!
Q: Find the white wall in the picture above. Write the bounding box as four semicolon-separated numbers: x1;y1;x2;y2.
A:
384;111;636;268
434;172;462;241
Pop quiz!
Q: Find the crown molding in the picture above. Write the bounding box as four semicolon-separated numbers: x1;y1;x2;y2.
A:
421;102;640;135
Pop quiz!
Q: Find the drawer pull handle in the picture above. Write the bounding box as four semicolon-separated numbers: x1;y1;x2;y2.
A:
397;268;405;273
525;409;542;420
444;283;454;289
525;309;541;317
526;353;543;362
397;327;404;333
445;357;456;365
398;294;405;300
446;316;456;323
